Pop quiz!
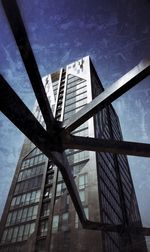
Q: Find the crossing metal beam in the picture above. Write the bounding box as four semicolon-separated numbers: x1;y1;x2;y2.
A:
2;0;58;133
1;0;150;237
0;75;60;152
62;59;150;133
63;135;150;158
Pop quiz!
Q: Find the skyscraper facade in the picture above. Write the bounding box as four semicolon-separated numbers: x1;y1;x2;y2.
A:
0;56;147;252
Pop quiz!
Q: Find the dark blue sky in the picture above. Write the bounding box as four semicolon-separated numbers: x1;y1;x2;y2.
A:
0;0;150;245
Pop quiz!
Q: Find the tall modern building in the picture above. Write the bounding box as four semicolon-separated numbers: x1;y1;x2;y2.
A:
0;56;147;252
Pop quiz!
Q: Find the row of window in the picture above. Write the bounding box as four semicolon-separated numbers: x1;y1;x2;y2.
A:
64;102;85;116
1;222;35;244
67;75;84;85
38;207;89;237
18;163;45;182
67;150;89;165
67;76;85;87
15;176;42;195
65;92;87;106
56;173;87;199
65;97;87;113
72;160;88;175
66;86;87;100
56;182;67;196
11;190;40;209
65;91;87;105
21;154;46;170
66;81;86;95
52;79;59;88
64;105;85;120
6;205;38;226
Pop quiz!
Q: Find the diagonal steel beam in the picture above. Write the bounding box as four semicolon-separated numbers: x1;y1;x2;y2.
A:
63;135;150;158
0;75;87;226
2;0;58;133
1;77;150;235
0;75;87;227
1;0;150;235
0;75;60;152
62;59;150;133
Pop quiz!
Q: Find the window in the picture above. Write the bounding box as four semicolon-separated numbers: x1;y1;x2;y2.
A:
11;211;17;225
61;212;69;231
16;209;23;223
21;154;46;170
17;225;24;241
11;197;16;208
11;226;19;242
7;228;13;242
75;213;78;229
22;208;28;222
18;164;44;181
1;230;7;243
56;183;62;196
84;207;89;218
23;223;30;240
27;207;33;221
14;176;42;194
39;220;48;236
6;212;12;226
52;215;59;233
79;174;88;189
32;205;38;219
26;193;31;203
29;222;35;235
30;191;36;203
41;202;50;217
79;190;85;203
7;205;38;224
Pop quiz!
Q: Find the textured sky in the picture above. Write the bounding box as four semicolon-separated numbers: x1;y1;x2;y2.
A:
0;0;150;247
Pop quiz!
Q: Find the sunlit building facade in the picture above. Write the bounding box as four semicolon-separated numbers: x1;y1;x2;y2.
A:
0;56;147;252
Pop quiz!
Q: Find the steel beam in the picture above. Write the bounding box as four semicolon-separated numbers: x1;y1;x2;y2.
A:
63;135;150;158
0;75;87;226
63;59;150;133
2;0;58;133
0;75;60;152
2;76;149;234
1;0;150;236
